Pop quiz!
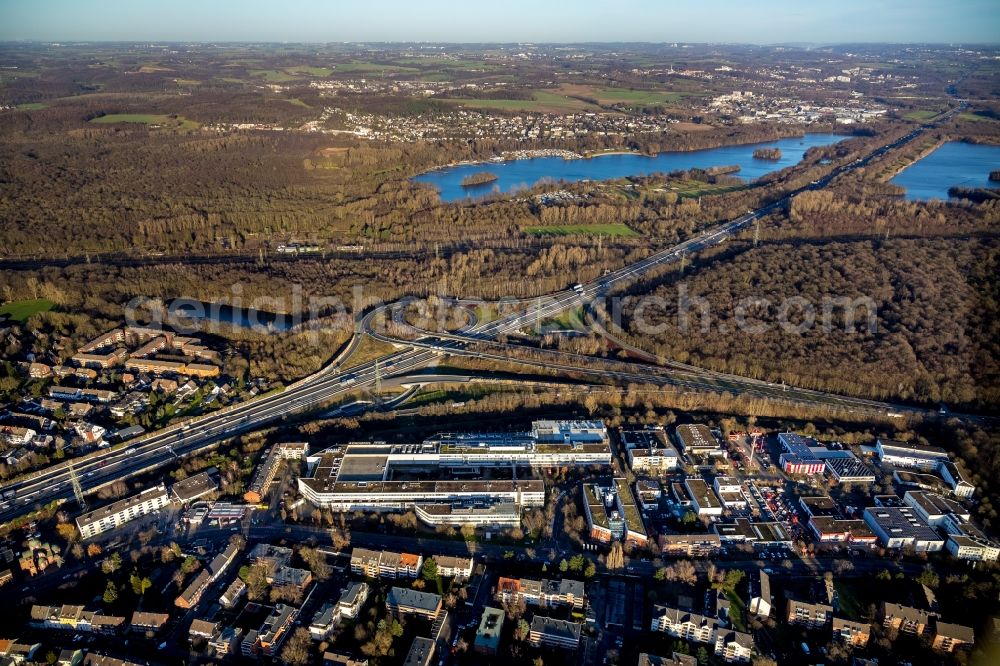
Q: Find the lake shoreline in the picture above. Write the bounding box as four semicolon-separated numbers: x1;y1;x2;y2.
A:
414;133;847;202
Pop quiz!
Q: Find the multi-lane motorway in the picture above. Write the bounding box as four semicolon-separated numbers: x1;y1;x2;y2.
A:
0;112;965;524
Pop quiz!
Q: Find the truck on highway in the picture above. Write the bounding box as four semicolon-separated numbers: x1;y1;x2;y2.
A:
124;447;136;455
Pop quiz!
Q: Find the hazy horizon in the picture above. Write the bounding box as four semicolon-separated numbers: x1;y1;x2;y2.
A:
1;0;998;45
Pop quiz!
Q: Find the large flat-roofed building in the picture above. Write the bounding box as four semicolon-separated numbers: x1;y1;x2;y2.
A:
386;587;442;619
528;616;581;650
876;439;949;470
583;482;626;542
402;637;436;666
777;433;826;475
170;471;218;504
808;517;877;545
902;491;970;527
531;419;607;444
616;477;648;546
673;424;725;458
414;501;521;527
299;421;610;515
944;521;1000;562
658;533;721;557
474;607;504;656
712;477;747;510
798;496;840;518
684;478;723;517
622;429;680;473
713;519;791;547
863;507;945;551
76;485;170;540
825;457;876;484
300;463;545;512
938;461;975;498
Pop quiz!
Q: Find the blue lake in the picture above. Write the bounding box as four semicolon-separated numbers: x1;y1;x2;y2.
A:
413;133;848;202
889;141;1000;201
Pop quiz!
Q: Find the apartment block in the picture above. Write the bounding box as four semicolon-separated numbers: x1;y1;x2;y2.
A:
385;587;442;620
76;485;170;540
786;598;833;629
350;548;423;579
496;576;585;610
528;616;581;650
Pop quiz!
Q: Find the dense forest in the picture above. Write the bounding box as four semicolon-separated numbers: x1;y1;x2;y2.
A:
618;238;999;409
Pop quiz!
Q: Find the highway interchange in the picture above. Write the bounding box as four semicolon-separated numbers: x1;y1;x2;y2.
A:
0;109;972;525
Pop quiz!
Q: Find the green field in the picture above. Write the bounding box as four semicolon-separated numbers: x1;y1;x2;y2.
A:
90;114;200;130
249;69;299;82
591;87;695;105
959;112;998;123
904;109;940;121
285;65;333;77
523;223;638;237
0;298;54;322
395;57;496;70
333;61;419;73
16;102;47;110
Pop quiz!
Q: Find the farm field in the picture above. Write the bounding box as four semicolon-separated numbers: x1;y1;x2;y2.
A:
556;83;703;107
89;113;200;129
332;61;419;73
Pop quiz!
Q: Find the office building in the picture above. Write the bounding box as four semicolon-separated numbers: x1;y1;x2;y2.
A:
876;440;949;470
622;428;679;473
863;507;945;551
